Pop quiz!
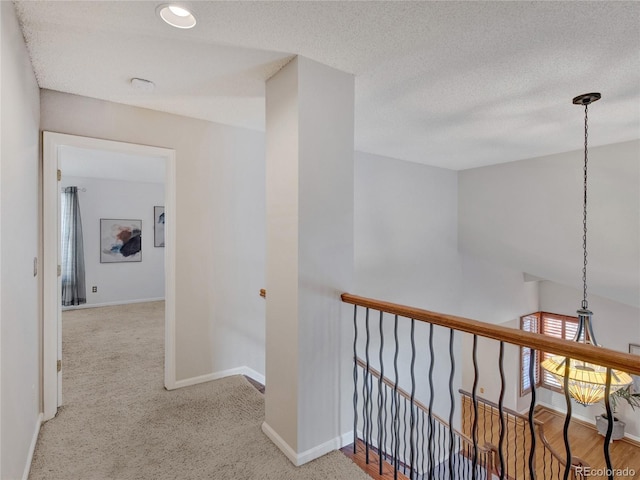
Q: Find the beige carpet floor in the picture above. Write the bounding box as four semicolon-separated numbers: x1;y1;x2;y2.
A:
29;302;369;480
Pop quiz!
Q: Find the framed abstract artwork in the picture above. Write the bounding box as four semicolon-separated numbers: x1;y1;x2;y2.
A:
100;219;142;263
154;206;165;247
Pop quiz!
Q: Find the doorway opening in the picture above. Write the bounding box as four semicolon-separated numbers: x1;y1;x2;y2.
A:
43;133;177;420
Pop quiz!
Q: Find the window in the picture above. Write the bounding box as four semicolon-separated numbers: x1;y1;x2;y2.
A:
520;313;539;395
520;312;578;396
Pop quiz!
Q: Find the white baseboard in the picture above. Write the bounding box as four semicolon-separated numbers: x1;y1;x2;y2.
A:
22;413;43;480
62;297;165;311
537;400;640;443
262;422;299;465
538;399;597;425
295;430;354;465
626;432;640;443
242;367;266;386
335;429;360;450
339;430;356;448
262;421;353;467
170;366;265;390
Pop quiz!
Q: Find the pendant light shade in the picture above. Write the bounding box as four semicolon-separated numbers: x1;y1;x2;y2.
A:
540;93;632;406
541;356;633;406
541;305;633;405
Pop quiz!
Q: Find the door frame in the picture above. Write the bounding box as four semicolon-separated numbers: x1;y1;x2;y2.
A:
43;132;177;420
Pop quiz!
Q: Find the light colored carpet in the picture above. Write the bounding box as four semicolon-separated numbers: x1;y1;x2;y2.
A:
29;302;368;480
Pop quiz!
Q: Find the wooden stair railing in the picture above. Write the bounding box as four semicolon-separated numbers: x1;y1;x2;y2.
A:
342;293;640;375
354;357;497;479
536;422;589;480
342;439;411;480
343;293;632;480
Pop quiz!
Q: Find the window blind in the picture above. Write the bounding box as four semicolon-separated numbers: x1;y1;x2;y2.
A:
520;313;540;395
540;313;579;389
520;312;578;395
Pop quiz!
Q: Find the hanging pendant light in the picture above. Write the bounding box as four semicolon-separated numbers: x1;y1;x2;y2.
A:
540;93;632;406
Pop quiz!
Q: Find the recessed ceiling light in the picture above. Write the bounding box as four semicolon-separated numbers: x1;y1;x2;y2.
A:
157;4;196;29
168;6;190;17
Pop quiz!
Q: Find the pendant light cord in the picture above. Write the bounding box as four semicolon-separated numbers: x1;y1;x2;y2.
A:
581;104;589;310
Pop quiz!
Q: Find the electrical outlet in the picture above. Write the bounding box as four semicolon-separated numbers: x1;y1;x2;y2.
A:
480;387;485;394
92;286;97;293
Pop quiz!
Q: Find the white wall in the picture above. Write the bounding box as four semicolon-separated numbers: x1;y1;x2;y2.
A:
459;140;640;418
0;2;41;479
354;151;461;422
537;280;640;438
41;90;266;383
60;176;165;307
354;151;537;421
459;140;640;308
264;57;300;451
297;57;354;455
354;142;639;437
264;56;354;462
459;255;539;412
355;151;460;312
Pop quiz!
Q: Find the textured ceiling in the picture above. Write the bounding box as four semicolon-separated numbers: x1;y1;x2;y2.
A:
15;1;640;169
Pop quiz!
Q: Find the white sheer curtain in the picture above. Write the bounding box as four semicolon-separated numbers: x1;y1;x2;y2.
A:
61;186;86;306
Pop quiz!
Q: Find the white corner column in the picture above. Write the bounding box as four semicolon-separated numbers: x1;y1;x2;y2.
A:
263;56;354;466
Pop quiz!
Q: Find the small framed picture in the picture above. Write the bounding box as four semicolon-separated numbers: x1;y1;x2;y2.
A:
154;206;165;247
630;343;640;393
100;219;142;263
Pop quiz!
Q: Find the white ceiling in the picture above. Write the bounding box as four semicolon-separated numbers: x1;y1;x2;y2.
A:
60;146;165;184
15;1;640;170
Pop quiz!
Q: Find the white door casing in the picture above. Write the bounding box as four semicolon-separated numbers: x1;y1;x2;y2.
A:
42;132;177;420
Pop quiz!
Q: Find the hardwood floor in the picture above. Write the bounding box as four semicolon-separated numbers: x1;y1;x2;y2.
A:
535;407;640;480
343;403;640;479
244;375;265;394
461;394;640;480
460;395;534;479
341;439;410;480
